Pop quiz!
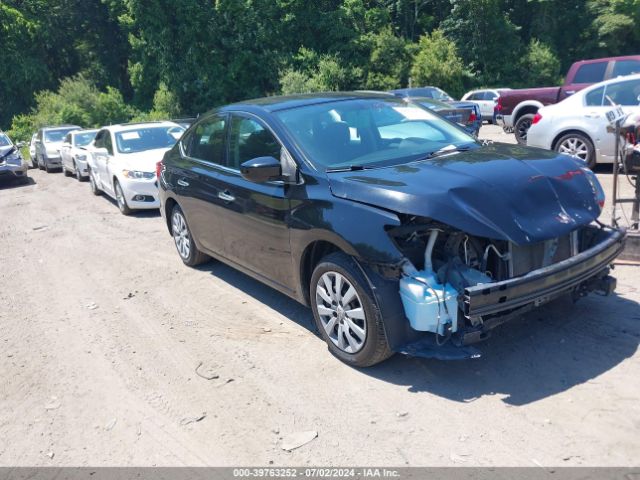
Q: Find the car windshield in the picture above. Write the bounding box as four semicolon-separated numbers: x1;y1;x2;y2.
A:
45;128;78;143
74;131;97;147
0;133;11;147
275;98;476;170
114;126;184;154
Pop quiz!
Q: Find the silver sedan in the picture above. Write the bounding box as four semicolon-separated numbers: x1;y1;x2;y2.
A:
527;74;640;168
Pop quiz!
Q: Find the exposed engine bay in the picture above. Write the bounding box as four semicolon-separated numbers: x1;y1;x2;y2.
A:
387;216;623;346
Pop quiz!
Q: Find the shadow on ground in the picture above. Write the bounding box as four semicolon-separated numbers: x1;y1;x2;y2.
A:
199;258;640;406
98;194;162;218
0;176;36;190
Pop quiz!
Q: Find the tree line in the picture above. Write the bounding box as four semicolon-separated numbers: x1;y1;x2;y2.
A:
1;0;638;139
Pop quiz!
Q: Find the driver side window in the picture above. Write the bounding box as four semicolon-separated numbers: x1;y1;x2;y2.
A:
228;115;280;170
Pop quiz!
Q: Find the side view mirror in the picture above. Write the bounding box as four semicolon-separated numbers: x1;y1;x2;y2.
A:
240;156;282;183
16;141;26;148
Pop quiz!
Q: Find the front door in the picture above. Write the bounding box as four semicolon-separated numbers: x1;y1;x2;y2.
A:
217;113;294;291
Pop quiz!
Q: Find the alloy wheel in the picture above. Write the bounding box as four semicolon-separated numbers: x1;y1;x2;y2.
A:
558;137;589;161
115;183;126;211
315;271;366;354
172;210;191;260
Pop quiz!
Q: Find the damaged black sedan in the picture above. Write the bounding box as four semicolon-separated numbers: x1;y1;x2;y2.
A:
158;92;626;367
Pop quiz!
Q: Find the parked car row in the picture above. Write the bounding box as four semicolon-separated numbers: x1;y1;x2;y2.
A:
497;54;640;144
25;121;185;214
7;90;627;367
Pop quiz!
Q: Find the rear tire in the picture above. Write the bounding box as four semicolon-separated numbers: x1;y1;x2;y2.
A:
171;204;210;267
554;132;596;169
514;113;535;145
310;252;392;367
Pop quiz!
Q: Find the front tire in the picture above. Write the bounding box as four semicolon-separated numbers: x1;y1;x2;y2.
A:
114;180;132;215
514;113;535;145
89;169;102;196
74;162;83;181
310;252;392;367
554;132;596;169
171;204;210;266
62;164;70;177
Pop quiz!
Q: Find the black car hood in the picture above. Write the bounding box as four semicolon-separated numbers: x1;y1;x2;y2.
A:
327;144;602;245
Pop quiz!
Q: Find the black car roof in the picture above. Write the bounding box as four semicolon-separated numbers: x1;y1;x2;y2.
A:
224;91;397;113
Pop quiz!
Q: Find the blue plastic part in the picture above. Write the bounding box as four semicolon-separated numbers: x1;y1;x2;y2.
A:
399;271;459;335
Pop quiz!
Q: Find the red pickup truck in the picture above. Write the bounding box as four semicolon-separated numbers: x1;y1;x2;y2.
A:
496;55;640;144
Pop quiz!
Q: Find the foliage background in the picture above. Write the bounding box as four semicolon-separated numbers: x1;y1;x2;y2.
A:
1;0;638;139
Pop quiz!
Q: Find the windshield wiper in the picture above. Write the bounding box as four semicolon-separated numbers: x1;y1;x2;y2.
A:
326;165;367;173
422;144;474;160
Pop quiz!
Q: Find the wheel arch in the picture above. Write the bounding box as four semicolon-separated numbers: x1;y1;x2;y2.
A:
513;102;543;122
298;239;356;306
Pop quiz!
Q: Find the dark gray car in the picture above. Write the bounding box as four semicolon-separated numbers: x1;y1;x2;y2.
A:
35;125;81;172
0;131;28;183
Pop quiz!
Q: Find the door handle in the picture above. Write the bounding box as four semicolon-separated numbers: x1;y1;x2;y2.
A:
565;90;576;96
218;191;235;202
177;179;190;187
584;112;600;118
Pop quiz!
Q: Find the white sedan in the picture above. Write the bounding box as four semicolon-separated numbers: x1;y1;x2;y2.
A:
527;74;640;167
87;121;184;215
461;88;510;123
60;129;98;180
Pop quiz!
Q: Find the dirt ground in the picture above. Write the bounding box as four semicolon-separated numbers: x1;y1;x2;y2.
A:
0;125;638;466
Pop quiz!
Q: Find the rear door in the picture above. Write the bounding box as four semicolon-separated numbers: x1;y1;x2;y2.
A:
217;113;294;291
582;77;640;161
172;113;229;255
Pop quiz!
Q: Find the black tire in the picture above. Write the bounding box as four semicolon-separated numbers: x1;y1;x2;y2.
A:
38;156;45;170
310;252;392;367
114;180;132;215
75;162;83;181
514;113;535;145
170;204;210;267
45;163;52;173
554;132;596;169
89;169;102;196
62;164;70;177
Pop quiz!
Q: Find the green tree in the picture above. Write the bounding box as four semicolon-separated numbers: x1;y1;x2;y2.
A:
409;30;468;97
521;39;561;86
442;0;523;85
280;53;353;94
364;28;411;90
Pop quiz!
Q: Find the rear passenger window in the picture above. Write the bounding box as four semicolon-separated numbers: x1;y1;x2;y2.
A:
185;115;227;165
611;60;640;78
573;62;607;84
603;78;640;106
585;86;604;106
228;116;280;170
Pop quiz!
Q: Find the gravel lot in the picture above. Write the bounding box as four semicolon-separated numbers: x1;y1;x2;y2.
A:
0;125;638;466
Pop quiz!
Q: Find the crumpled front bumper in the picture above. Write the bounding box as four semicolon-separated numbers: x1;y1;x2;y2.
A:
0;161;28;180
462;226;625;319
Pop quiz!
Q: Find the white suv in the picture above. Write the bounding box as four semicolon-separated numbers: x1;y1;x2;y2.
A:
87;121;184;215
